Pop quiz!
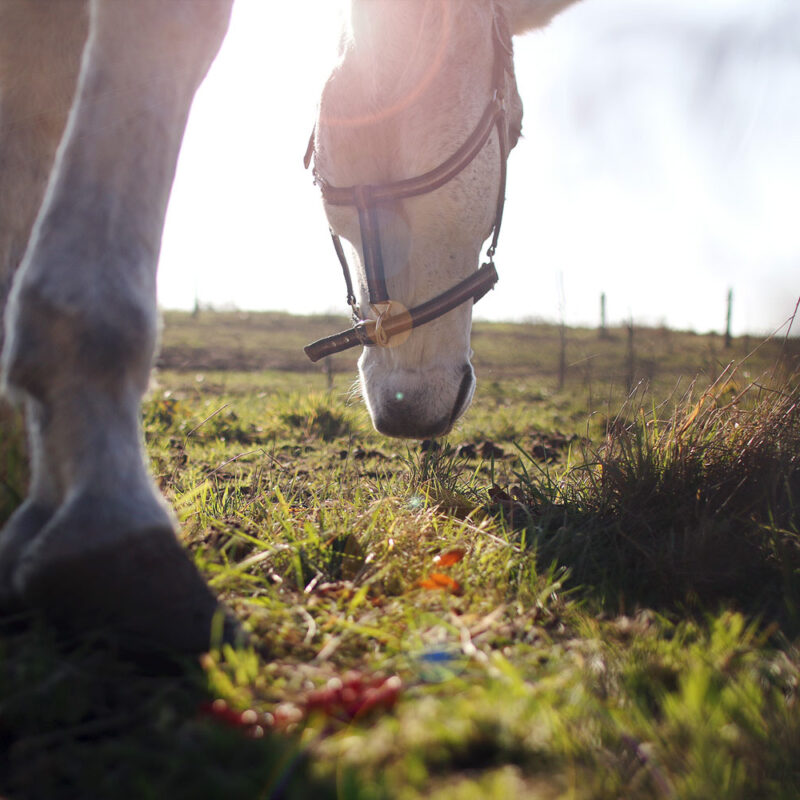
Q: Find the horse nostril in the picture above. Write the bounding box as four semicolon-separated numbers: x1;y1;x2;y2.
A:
448;364;475;427
373;402;450;439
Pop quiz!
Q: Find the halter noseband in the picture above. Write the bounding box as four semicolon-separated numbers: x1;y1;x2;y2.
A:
304;8;513;363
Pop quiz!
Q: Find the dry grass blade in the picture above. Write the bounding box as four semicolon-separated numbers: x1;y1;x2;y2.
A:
513;364;800;625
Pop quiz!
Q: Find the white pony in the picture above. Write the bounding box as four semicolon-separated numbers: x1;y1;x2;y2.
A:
0;0;578;652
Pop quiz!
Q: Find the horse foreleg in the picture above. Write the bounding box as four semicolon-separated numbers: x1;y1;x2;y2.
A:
0;0;89;607
0;0;236;652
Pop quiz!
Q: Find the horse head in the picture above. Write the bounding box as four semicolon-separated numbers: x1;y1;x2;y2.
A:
310;0;578;438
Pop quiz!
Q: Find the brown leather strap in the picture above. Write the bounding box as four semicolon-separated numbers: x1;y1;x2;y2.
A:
320;94;505;207
488;110;509;257
330;231;357;312
304;262;498;362
304;325;371;363
355;188;390;304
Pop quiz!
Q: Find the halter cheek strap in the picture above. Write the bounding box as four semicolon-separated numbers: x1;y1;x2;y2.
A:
303;7;512;363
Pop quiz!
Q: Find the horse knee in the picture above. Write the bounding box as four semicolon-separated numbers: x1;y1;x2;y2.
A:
3;278;158;402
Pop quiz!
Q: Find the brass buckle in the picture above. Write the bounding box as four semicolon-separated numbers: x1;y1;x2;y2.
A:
371;301;393;347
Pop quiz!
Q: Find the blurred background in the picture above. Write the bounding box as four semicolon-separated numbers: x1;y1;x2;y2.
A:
157;0;800;336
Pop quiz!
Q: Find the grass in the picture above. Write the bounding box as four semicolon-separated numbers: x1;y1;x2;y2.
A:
505;364;800;624
1;311;799;798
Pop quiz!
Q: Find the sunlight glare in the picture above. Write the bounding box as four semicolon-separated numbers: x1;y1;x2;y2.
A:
158;0;800;336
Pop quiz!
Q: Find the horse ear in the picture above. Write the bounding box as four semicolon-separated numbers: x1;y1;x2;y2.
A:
502;0;581;35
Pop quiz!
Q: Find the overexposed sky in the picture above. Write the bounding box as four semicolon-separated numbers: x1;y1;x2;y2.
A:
158;0;800;335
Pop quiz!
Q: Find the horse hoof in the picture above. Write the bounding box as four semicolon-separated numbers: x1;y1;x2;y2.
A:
18;524;241;654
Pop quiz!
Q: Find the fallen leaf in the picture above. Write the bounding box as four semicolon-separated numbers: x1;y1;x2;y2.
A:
419;572;464;595
433;548;466;567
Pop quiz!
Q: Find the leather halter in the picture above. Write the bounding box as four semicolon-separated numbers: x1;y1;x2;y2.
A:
304;8;513;363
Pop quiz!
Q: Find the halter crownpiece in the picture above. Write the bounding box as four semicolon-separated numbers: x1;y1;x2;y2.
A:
303;6;513;363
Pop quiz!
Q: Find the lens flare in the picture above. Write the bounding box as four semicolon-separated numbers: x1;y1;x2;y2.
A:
322;0;453;129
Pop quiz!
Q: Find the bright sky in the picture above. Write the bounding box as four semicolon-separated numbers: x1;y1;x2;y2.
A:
158;0;800;336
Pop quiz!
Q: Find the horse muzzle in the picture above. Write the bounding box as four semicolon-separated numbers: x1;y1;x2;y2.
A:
363;362;475;439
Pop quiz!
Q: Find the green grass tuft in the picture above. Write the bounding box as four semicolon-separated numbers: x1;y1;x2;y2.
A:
507;366;800;625
276;392;360;442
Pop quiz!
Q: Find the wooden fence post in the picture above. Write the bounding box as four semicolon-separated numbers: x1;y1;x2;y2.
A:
558;273;567;390
725;288;733;349
600;292;607;339
625;319;635;393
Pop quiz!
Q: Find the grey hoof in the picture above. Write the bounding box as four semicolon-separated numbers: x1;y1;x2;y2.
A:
20;526;242;655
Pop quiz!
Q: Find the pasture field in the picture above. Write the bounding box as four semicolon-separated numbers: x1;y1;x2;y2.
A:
1;310;799;799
